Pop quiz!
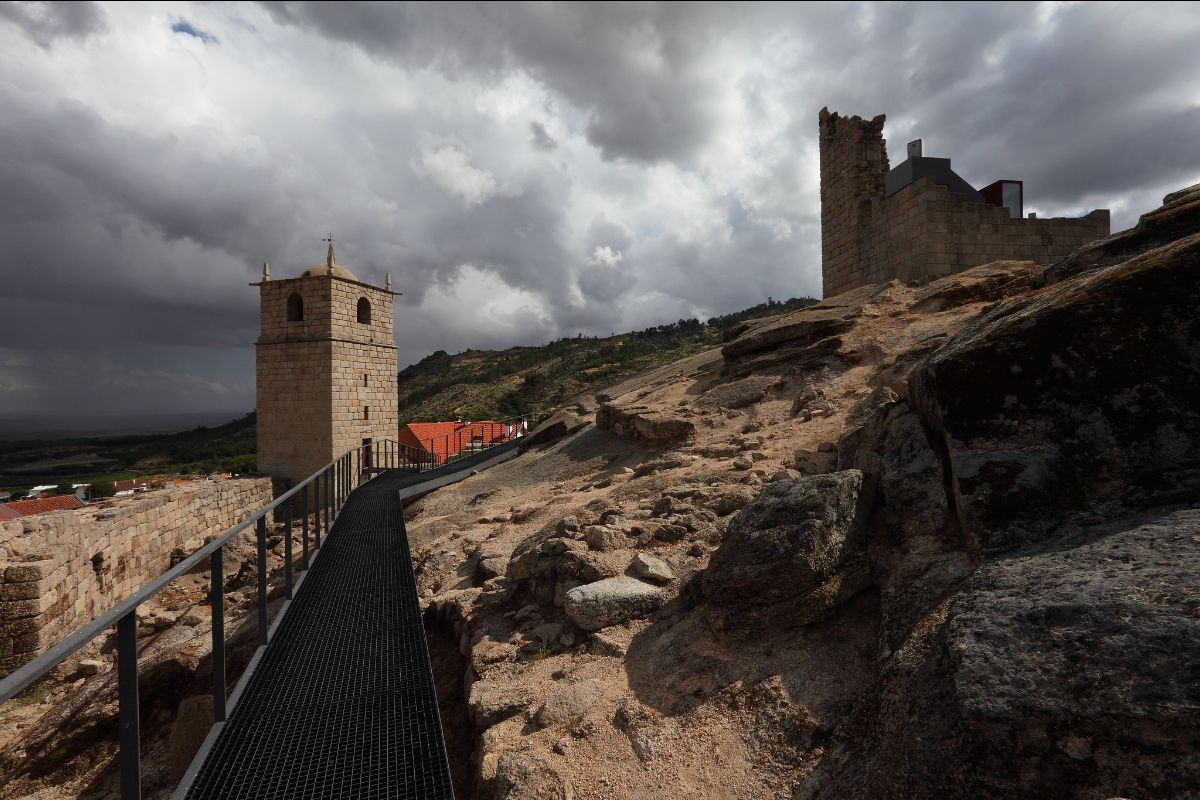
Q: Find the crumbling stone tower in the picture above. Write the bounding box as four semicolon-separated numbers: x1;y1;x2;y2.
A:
254;242;399;486
818;107;1110;298
819;109;889;296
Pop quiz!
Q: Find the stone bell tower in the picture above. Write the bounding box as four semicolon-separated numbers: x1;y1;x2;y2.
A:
253;239;399;487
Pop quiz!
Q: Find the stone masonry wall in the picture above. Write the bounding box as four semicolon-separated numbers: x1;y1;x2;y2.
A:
819;108;888;297
257;273;398;486
0;478;271;675
819;108;1110;297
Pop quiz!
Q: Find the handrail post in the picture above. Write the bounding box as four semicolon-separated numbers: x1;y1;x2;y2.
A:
314;473;322;550
285;496;294;600
301;481;310;567
256;516;268;646
117;611;141;799
210;549;226;722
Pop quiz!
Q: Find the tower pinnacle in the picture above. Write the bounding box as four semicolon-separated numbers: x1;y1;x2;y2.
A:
322;233;336;274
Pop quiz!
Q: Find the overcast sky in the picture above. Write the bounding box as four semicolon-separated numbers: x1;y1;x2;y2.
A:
1;1;1198;419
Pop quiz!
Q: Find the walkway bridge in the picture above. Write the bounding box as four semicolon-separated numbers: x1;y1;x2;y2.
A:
0;437;522;799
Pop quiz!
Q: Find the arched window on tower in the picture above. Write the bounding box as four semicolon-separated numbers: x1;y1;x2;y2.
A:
287;293;304;322
357;297;371;325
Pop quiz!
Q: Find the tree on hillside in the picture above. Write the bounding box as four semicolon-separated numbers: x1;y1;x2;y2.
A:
90;481;117;499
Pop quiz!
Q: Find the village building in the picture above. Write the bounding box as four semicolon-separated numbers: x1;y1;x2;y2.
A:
113;478;151;496
0;494;86;519
398;419;524;467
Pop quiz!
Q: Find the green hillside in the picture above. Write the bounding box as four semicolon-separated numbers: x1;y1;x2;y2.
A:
0;297;817;495
0;413;258;495
397;297;817;423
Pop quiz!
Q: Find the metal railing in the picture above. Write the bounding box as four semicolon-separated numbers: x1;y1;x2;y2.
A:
388;416;527;472
0;439;396;800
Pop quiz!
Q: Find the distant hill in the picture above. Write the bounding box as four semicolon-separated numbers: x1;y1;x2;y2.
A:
397;297;818;423
0;413;257;493
0;297;818;491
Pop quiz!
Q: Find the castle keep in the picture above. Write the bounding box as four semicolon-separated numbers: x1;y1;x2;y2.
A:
818;107;1110;297
254;242;399;486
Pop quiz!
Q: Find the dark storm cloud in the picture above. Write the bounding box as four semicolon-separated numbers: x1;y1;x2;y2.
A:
267;1;1200;216
3;1;1199;418
262;1;738;162
0;1;106;48
778;1;1200;216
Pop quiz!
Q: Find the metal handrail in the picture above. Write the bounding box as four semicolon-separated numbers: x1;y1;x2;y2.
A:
397;415;527;470
0;439;398;799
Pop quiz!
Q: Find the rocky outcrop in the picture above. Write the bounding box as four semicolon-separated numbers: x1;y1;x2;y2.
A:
533;679;603;729
401;183;1200;800
563;576;662;631
631;553;673;583
806;509;1200;800
697;374;782;409
945;510;1200;799
595;401;694;443
721;299;863;360
493;752;571;800
507;531;621;608
717;288;896;378
910;230;1200;551
524;406;592;447
702;472;867;610
909;260;1036;313
800;185;1200;799
1042;182;1200;284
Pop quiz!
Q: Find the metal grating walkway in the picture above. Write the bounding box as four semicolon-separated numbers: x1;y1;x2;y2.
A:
182;470;454;800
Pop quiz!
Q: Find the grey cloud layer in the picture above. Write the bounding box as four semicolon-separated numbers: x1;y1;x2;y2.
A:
0;0;107;48
1;1;1198;416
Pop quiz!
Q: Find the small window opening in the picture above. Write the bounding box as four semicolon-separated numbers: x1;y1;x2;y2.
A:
357;297;371;324
364;405;370;420
287;292;304;321
363;373;368;387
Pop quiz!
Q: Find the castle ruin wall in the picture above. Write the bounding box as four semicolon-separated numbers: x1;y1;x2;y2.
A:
819;108;1110;297
0;477;271;675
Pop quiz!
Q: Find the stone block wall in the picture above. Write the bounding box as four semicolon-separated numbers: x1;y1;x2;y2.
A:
330;338;398;468
256;337;334;485
819;108;1110;297
257;273;398;485
819;108;888;296
0;478;271;675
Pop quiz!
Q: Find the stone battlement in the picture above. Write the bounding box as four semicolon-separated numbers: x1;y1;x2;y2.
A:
818;108;1110;297
0;478;271;675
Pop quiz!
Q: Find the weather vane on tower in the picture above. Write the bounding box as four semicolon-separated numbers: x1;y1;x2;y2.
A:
322;232;336;272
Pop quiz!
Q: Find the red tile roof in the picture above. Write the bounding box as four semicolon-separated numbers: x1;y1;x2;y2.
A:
399;420;515;465
0;495;86;517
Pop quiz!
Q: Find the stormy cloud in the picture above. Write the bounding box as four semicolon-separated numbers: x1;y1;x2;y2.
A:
0;1;1197;419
